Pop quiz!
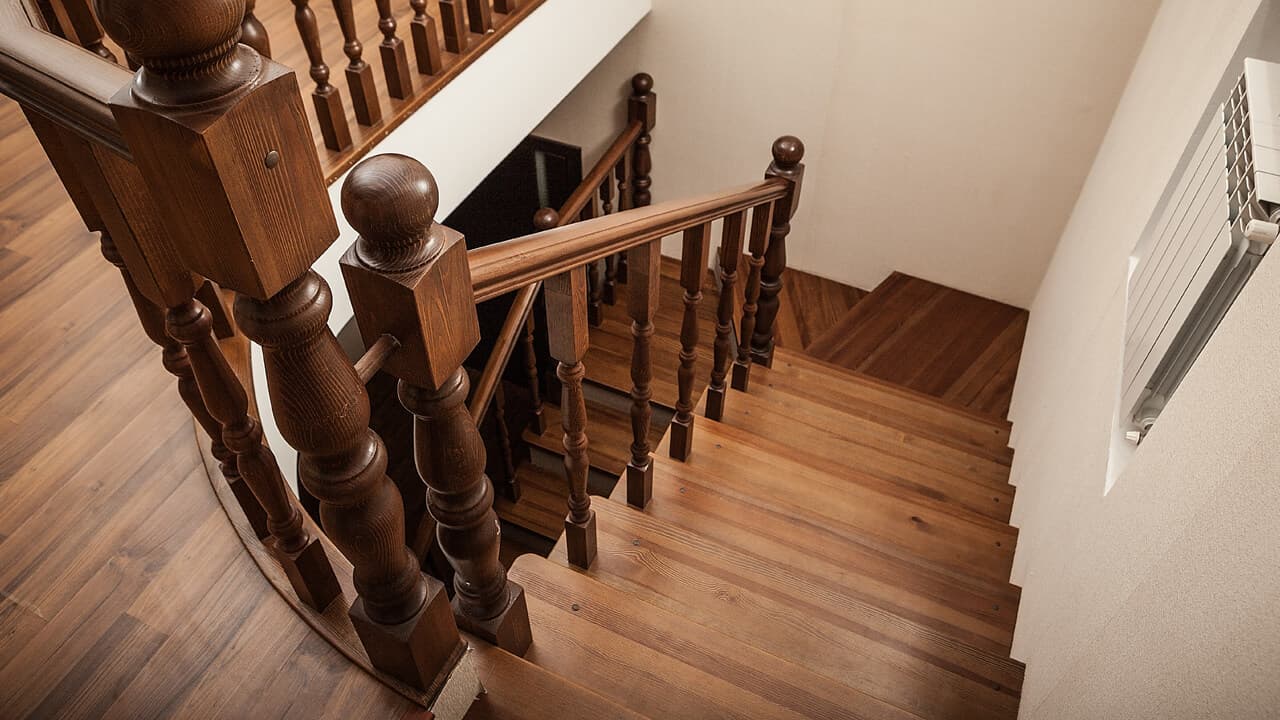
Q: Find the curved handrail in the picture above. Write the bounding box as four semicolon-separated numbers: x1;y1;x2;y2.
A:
469;178;789;303
0;0;131;157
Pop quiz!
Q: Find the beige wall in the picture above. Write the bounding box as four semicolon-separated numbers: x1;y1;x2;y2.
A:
534;0;1158;308
1007;0;1280;716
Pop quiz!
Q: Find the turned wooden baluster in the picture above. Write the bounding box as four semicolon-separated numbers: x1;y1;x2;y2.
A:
47;0;117;61
670;223;711;462
465;0;493;33
332;0;382;125
732;202;774;392
293;0;353;151
629;73;656;208
375;0;413;99
614;159;631;283
544;265;596;568
492;383;520;501
521;312;546;434
440;0;468;54
601;179;618;305
625;238;660;508
238;274;465;685
97;2;463;690
341;155;531;654
707;211;746;421
750;136;806;367
409;0;444;75
167;298;341;611
241;0;272;57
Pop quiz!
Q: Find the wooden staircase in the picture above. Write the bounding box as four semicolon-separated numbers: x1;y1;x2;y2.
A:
486;346;1023;719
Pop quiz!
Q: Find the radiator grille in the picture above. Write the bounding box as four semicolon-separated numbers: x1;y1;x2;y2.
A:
1122;60;1277;440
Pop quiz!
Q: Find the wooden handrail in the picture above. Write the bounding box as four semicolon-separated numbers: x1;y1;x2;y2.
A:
469;178;790;303
0;0;131;157
558;120;642;222
467;118;644;425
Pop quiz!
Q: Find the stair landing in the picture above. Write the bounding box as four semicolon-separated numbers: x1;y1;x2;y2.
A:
511;347;1024;719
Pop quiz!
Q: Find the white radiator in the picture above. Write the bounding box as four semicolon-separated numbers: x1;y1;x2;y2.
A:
1123;58;1280;442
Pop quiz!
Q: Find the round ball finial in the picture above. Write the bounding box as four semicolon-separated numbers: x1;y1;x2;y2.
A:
533;208;560;232
772;136;805;169
343;154;442;271
631;73;654;95
95;0;246;67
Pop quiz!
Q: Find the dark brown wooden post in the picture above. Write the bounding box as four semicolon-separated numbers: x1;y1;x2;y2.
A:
625;238;660;508
521;312;546;434
670;223;711;461
23;110;273;542
241;0;272;57
614;160;631;282
492;383;521;502
544;266;596;569
410;0;444;75
732;202;773;392
167;299;341;611
601;180;618;303
341;155;531;655
375;0;413;99
629;73;656;208
440;0;468;54
750;136;805;368
465;0;493;33
332;0;382;125
494;0;518;12
293;0;352;151
97;1;465;691
707;211;746;421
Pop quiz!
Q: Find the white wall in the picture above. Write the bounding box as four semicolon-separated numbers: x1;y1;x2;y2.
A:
1007;0;1280;716
534;0;1158;308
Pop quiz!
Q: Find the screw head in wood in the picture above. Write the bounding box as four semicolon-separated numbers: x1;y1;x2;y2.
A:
264;150;280;169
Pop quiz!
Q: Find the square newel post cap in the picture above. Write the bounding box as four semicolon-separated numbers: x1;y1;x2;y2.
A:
339;154;481;390
96;0;338;300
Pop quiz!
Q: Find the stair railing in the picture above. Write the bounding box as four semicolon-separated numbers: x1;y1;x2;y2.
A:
466;73;655;506
33;0;546;181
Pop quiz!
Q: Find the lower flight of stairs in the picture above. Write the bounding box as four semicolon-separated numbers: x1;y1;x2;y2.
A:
475;346;1024;719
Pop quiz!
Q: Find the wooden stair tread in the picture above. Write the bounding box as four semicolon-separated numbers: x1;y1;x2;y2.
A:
553;500;1023;719
771;347;1014;461
494;464;568;541
803;273;1027;422
465;637;646;720
510;554;920;720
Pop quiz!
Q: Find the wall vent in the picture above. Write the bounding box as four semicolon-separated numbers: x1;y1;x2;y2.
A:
1123;58;1280;443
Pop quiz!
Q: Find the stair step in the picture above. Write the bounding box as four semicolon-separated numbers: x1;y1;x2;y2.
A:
465;636;646;719
494;463;567;541
553;500;1023;719
727;365;1016;522
771;348;1013;462
510;554;919;720
803;273;1027;421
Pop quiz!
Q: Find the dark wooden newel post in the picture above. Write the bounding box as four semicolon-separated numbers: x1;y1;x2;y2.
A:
629;73;656;208
97;0;465;691
341;155;532;655
749;136;805;368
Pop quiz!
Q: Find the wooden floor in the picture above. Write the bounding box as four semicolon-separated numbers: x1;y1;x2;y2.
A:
0;97;638;720
806;272;1028;420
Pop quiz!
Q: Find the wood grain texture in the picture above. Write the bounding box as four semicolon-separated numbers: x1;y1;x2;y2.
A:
0;94;639;718
513;347;1024;718
806;272;1028;420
